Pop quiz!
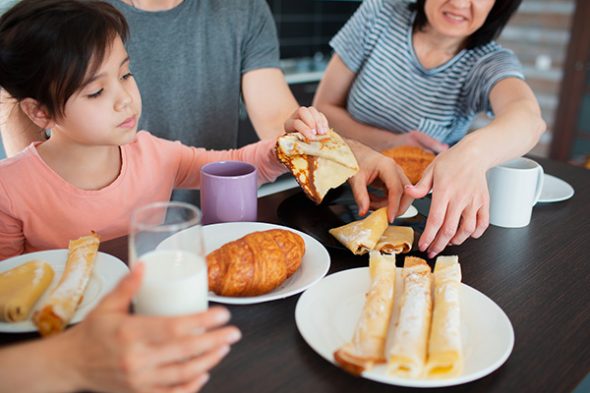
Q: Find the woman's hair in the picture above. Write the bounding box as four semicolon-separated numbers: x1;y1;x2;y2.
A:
0;0;128;119
408;0;522;49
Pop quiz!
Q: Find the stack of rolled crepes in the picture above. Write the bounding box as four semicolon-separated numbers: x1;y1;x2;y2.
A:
33;232;100;336
329;208;414;255
334;254;463;379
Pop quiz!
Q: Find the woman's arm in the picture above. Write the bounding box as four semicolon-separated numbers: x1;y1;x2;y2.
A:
406;77;546;257
313;55;447;152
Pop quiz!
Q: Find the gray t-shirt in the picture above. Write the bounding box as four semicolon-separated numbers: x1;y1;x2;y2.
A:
105;0;280;204
107;0;280;150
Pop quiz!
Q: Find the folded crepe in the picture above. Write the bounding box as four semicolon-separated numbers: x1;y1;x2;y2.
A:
334;251;396;374
387;257;432;379
426;256;463;379
276;130;359;204
0;261;54;322
381;146;434;184
33;232;100;336
375;226;414;254
329;208;388;255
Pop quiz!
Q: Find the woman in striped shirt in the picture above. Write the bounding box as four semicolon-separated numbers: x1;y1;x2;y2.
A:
314;0;545;257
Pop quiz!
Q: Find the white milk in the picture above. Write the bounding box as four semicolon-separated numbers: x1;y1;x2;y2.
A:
134;249;208;316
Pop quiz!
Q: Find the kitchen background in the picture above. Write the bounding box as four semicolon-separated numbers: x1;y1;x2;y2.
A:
0;0;588;167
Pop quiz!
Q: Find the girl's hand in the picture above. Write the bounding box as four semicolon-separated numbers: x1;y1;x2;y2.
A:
404;145;490;258
63;265;241;393
283;106;330;140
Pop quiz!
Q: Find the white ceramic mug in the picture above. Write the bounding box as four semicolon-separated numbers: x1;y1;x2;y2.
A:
486;157;544;228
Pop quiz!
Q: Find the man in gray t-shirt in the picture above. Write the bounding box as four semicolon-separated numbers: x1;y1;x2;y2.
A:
108;0;281;150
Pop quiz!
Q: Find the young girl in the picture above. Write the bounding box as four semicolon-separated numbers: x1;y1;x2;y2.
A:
0;0;408;260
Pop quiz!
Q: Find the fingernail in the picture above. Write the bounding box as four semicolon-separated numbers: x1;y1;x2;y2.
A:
213;308;231;324
218;345;230;357
428;252;436;259
228;328;242;343
319;127;328;133
419;243;426;252
311;128;317;135
405;185;413;189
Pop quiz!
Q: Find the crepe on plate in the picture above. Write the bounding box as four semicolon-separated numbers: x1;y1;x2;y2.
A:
0;261;54;322
381;146;434;184
334;251;396;374
276;130;359;204
33;232;100;336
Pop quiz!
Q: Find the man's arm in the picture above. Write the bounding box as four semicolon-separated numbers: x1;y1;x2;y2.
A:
0;90;45;157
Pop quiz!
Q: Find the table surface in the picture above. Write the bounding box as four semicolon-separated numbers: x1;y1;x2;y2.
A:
2;157;589;392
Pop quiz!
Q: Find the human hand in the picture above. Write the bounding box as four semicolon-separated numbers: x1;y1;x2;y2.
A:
62;264;241;393
347;139;414;222
283;106;330;140
404;146;490;258
388;130;449;154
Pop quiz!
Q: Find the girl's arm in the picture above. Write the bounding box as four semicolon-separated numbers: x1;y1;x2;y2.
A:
313;54;447;153
406;77;546;257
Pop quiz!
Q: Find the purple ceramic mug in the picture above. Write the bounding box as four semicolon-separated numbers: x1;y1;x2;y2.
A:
200;161;257;225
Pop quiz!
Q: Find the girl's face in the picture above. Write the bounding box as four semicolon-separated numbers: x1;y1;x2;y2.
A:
52;36;141;146
424;0;495;40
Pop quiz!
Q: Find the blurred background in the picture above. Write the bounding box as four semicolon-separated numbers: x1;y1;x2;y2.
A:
0;0;588;168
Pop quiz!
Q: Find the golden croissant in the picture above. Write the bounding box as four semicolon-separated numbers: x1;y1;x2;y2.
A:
206;229;305;297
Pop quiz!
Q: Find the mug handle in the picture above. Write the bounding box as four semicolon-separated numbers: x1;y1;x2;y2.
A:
532;164;544;205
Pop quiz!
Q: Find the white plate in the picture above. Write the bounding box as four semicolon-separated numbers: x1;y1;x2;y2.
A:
0;250;129;333
397;204;418;219
159;222;331;305
295;267;514;388
539;174;574;203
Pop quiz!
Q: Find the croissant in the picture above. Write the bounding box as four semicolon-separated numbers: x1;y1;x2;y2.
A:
206;229;305;297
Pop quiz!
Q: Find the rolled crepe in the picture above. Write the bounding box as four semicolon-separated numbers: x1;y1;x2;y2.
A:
329;208;388;255
387;257;432;378
0;261;54;322
334;251;396;374
426;256;463;379
33;233;99;336
375;226;414;254
276;130;359;204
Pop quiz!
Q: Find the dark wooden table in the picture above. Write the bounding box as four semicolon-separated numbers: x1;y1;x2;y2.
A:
2;158;589;392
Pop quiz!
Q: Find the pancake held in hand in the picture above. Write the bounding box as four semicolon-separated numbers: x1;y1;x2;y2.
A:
0;261;54;322
381;146;434;184
276;130;359;204
206;229;305;297
334;251;396;374
329;208;388;255
34;232;100;336
375;226;414;254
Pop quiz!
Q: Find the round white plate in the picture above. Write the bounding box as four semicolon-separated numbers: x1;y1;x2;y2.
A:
397;204;418;219
539;174;574;203
295;267;514;388
0;250;129;333
159;222;330;305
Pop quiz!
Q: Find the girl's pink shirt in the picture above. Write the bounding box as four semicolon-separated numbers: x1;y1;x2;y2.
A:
0;131;286;260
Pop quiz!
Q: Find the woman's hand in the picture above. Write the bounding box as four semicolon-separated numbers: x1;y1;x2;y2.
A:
387;130;449;154
404;144;490;258
347;139;414;222
283;106;330;140
62;264;241;393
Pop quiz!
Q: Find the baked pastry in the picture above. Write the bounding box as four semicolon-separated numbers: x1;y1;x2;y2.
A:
206;229;305;297
426;256;463;379
375;226;414;254
0;261;54;322
33;232;100;336
381;146;434;184
276;130;359;204
387;257;432;378
334;251;396;374
329;208;388;255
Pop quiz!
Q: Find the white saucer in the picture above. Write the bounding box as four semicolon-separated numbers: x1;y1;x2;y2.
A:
539;174;574;203
397;204;418;219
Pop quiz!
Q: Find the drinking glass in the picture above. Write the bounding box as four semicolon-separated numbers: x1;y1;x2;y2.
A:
129;201;207;316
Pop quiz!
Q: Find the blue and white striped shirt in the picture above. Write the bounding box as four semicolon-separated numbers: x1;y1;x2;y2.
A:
330;0;524;144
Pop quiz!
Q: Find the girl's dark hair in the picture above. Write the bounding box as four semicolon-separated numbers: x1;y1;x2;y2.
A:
0;0;128;119
408;0;522;50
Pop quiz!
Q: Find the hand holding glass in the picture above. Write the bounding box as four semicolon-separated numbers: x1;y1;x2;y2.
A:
129;202;207;316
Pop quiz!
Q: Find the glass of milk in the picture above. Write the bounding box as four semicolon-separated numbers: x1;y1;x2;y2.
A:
129;201;207;316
